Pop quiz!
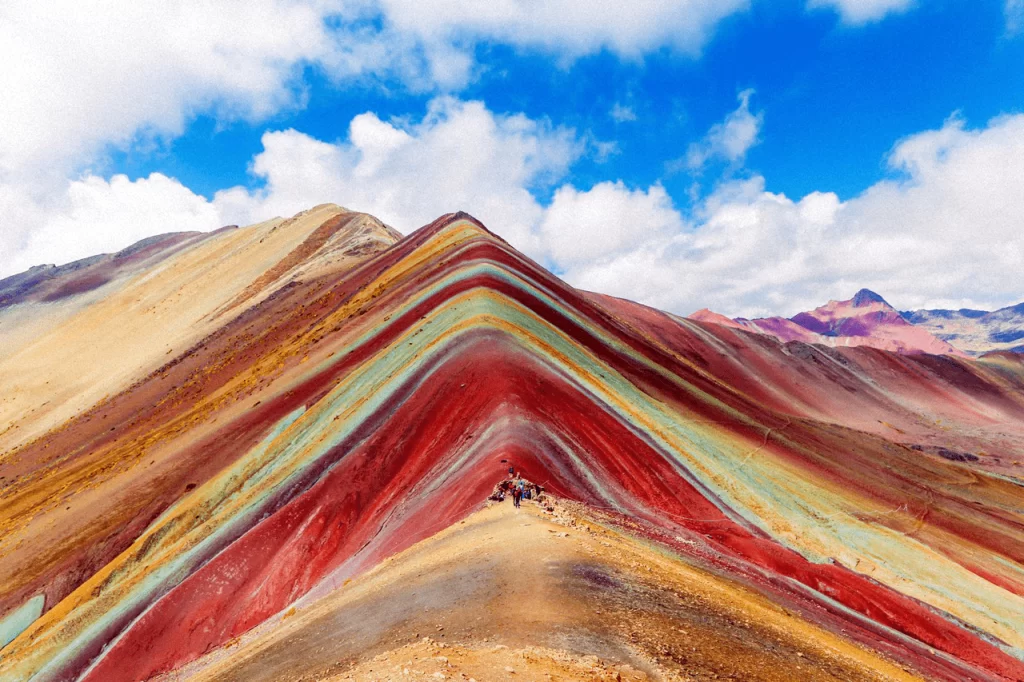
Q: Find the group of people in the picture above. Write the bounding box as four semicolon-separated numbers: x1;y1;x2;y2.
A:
504;465;533;508
511;475;530;508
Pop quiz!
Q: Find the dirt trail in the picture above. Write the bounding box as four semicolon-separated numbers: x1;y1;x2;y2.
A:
173;498;921;682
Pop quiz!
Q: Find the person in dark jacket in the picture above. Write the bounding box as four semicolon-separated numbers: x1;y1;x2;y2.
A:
512;476;526;508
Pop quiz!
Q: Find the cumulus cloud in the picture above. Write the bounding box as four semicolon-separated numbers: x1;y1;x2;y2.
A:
685;89;763;171
540;183;682;266
555;114;1024;317
807;0;916;25
213;98;581;252
1;97;581;277
215;105;1024;318
1;4;1018;315
2;174;224;276
0;1;747;179
0;1;350;179
0;0;350;276
0;1;753;276
369;0;749;63
6;95;1022;319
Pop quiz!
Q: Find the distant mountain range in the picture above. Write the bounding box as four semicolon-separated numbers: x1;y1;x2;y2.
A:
691;288;1024;356
902;302;1024;355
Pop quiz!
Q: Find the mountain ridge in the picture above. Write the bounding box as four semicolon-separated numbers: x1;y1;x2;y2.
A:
693;288;1024;357
902;300;1024;354
1;209;1023;681
716;289;963;356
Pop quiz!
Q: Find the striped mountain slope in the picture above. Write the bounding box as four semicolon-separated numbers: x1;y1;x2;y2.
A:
1;212;1023;681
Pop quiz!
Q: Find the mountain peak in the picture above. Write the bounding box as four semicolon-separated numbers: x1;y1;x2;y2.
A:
851;288;889;307
688;308;746;329
3;206;1023;681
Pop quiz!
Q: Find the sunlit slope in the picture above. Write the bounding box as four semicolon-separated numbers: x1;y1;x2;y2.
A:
690;289;964;356
176;501;922;682
0;204;399;454
1;213;1023;681
599;291;1024;480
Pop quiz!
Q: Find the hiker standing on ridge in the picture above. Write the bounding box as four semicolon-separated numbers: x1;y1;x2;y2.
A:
512;475;525;508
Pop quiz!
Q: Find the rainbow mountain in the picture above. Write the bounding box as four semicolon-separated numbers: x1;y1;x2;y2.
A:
1;206;1023;681
691;289;1024;358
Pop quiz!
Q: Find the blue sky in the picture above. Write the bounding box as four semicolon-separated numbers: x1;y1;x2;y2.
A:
126;0;1023;203
2;0;1023;316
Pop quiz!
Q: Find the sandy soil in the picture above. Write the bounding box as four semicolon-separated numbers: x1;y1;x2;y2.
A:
0;205;397;455
174;497;920;682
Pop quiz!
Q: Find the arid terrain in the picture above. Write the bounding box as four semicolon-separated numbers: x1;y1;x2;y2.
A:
172;498;920;682
2;208;1023;681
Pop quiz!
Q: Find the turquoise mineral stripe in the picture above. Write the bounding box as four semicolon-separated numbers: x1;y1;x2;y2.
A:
0;595;44;651
12;263;1024;679
305;286;1024;654
23;407;306;682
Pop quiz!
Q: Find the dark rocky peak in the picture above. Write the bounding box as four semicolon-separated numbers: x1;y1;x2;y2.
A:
851;288;889;308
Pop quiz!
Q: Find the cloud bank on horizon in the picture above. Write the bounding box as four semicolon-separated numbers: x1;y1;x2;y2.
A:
1;0;1022;318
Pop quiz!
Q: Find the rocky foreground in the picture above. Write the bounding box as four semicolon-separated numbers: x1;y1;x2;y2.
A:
168;498;918;682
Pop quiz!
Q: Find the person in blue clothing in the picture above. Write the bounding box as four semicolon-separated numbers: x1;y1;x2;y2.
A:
512;475;525;508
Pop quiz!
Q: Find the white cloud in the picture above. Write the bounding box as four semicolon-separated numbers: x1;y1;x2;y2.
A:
0;1;752;276
558;177;839;315
371;0;749;62
591;140;622;163
2;174;223;276
213;98;582;252
0;1;748;180
0;0;1016;319
540;182;681;266
2;97;580;276
610;103;638;123
0;1;348;180
0;0;352;276
807;0;915;25
686;89;763;171
550;114;1024;317
8;102;1022;321
209;101;1024;321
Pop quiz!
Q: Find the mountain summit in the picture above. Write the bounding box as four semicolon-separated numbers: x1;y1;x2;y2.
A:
701;289;963;355
1;209;1023;681
850;288;888;307
903;300;1024;355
